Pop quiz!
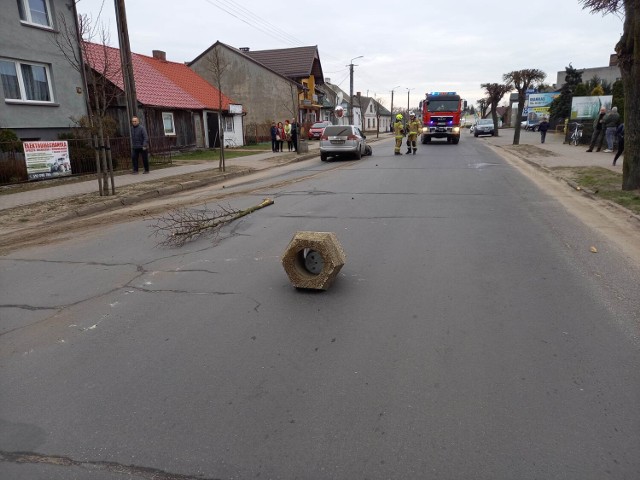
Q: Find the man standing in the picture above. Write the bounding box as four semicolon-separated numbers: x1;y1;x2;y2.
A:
405;112;421;154
586;106;606;152
603;106;620;153
538;117;550;144
131;116;149;174
393;114;405;155
290;119;298;152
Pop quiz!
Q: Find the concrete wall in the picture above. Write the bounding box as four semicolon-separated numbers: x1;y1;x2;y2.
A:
0;0;88;139
190;46;299;130
555;65;622;89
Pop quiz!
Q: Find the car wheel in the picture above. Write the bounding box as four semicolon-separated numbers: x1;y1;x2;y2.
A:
320;152;328;162
354;147;362;160
474;132;478;137
365;145;372;156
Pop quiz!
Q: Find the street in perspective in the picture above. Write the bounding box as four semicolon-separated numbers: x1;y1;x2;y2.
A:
2;0;639;478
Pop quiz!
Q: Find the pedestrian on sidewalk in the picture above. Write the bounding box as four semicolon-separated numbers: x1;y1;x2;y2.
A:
586;106;606;152
131;116;149;174
284;120;293;152
291;119;298;152
613;123;624;166
603;106;620;153
538;117;550;144
276;122;285;152
270;122;278;152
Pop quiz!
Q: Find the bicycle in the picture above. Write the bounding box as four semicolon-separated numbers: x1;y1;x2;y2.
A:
224;138;238;148
569;122;583;146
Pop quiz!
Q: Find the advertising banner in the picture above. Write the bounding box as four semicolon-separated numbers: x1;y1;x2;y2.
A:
524;92;561;124
570;95;613;120
23;141;72;181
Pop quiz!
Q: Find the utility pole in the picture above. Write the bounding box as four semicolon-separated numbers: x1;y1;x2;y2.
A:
114;0;138;126
390;85;400;132
348;56;363;125
406;87;414;114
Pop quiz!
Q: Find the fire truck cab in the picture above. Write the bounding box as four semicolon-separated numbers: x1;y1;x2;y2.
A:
420;92;466;145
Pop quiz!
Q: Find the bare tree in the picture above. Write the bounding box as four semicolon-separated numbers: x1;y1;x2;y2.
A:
481;83;513;136
503;69;546;145
580;0;639;190
52;9;119;196
476;98;489;118
205;47;229;171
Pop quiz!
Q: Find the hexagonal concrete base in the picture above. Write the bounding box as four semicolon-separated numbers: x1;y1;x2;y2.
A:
281;231;346;290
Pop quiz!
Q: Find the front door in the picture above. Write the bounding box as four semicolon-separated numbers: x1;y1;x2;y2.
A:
206;112;219;148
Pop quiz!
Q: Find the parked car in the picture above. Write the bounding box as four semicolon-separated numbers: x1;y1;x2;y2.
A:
521;120;539;131
319;125;370;161
474;119;495;137
308;121;331;140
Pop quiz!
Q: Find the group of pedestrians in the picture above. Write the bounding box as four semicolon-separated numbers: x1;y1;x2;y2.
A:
270;120;298;152
586;106;624;165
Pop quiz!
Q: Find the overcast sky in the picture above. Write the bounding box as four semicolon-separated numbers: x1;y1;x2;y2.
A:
76;0;624;110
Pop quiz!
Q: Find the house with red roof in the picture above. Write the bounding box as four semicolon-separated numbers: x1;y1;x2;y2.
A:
83;42;244;149
189;42;325;141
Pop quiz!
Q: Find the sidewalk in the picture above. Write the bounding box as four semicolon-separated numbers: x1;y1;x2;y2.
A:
0;129;623;212
481;127;622;172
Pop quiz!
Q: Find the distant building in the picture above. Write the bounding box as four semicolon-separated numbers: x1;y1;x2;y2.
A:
555;54;622;89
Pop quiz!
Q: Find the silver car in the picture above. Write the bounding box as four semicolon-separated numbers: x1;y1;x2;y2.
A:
473;118;495;137
319;125;371;161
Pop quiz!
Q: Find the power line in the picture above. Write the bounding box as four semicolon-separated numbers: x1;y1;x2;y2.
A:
202;0;303;47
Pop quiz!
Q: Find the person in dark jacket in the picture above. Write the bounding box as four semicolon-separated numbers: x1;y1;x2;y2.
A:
613;123;624;166
586;106;606;152
270;122;278;152
290;119;298;152
538;117;550;144
131;116;149;174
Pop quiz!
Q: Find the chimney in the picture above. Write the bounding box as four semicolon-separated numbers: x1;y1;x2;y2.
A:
609;53;618;66
152;50;166;62
239;47;250;52
325;77;331;83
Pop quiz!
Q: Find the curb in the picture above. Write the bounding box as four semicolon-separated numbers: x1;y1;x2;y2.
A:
489;143;640;224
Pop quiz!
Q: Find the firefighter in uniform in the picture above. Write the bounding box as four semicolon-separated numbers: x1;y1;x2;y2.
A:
394;114;405;155
406;112;421;154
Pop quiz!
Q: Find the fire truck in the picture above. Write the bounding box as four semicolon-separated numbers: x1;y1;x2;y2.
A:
420;92;466;145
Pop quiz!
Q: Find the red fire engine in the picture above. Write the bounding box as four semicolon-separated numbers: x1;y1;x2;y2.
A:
420;92;466;145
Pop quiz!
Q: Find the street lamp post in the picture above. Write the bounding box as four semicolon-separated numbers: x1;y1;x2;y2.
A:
348;56;363;126
390;85;400;132
406;87;415;114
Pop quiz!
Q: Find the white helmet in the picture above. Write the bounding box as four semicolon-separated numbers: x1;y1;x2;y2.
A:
410;112;416;118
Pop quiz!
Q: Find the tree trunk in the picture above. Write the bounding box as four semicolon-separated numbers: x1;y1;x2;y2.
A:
106;136;116;195
512;93;525;145
92;133;103;196
618;0;639;190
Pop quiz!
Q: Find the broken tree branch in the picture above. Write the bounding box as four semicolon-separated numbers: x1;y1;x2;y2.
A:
149;198;274;247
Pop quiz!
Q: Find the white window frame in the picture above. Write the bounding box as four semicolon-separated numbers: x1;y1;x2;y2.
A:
17;0;53;29
0;58;54;104
162;112;176;136
223;116;234;132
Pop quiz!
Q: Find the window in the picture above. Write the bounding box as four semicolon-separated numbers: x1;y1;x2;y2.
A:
1;59;53;102
223;116;234;132
162;112;175;135
17;0;52;28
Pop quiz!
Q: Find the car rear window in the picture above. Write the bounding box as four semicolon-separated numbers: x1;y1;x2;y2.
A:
323;126;351;136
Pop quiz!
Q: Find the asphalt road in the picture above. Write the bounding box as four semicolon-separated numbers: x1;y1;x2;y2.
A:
1;136;639;479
